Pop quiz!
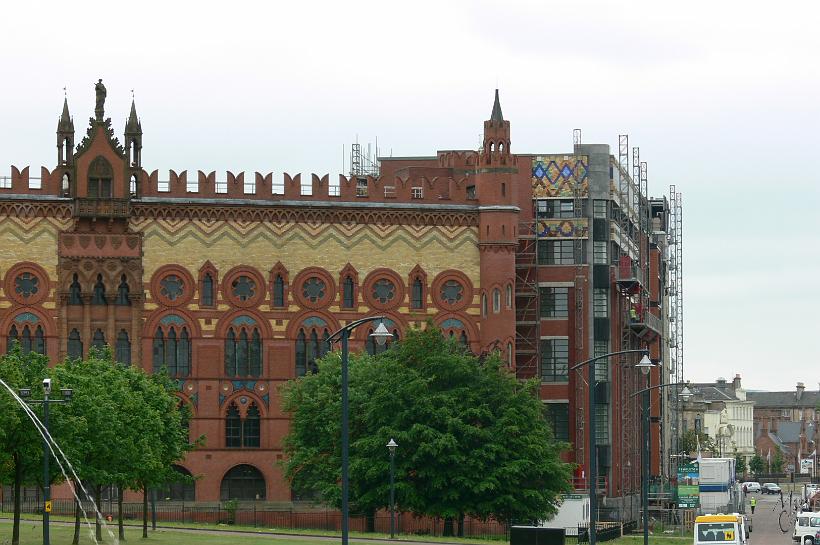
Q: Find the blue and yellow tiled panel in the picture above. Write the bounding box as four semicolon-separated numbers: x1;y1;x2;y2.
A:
531;155;589;198
536;218;589;238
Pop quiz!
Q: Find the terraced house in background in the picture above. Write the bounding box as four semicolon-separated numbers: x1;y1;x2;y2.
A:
0;84;683;523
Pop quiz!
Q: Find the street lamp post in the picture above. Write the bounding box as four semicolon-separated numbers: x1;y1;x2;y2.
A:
19;379;73;545
327;317;392;545
387;438;397;538
630;380;692;545
568;349;652;545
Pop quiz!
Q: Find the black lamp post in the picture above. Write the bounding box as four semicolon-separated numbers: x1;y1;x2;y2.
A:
630;379;692;545
19;379;73;545
387;438;397;538
568;348;651;545
327;317;392;545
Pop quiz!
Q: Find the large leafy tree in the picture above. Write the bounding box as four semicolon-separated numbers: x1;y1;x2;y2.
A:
0;348;50;545
282;326;572;528
749;453;766;475
678;429;718;457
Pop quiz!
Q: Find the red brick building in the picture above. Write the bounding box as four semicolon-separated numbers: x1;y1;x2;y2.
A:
0;84;681;521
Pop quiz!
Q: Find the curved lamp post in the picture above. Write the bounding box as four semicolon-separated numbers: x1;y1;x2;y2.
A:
327;317;392;545
568;349;652;545
630;380;692;545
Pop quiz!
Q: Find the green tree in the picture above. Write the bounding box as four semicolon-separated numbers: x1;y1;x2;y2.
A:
771;448;786;473
734;451;748;477
749;453;766;475
0;348;50;545
678;429;718;457
282;326;572;528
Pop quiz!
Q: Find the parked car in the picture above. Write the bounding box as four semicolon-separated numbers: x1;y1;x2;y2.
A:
763;482;782;494
792;514;820;543
743;481;761;493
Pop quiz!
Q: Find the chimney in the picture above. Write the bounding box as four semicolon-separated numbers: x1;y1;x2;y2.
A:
716;377;727;391
797;382;806;401
732;374;742;391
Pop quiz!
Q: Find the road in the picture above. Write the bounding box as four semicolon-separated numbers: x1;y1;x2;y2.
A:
747;490;799;543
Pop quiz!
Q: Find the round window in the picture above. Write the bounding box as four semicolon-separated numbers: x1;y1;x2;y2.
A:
302;277;326;303
440;280;464;305
160;275;185;301
14;272;39;299
372;279;396;304
232;276;256;301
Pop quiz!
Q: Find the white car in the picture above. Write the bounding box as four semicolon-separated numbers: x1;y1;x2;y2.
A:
743;481;761;493
793;514;820;544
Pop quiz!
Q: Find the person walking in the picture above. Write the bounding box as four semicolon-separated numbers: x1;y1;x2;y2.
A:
750;495;756;514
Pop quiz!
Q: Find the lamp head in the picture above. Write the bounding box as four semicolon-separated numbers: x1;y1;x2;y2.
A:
370;322;392;347
635;354;654;375
679;385;693;402
60;388;73;401
18;387;31;399
42;378;52;395
386;438;398;453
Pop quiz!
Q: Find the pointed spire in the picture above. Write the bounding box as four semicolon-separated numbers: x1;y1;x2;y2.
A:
490;89;504;123
125;99;141;134
58;97;74;132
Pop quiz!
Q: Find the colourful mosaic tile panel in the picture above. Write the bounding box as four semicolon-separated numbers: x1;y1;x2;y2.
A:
532;156;589;198
536;219;589;238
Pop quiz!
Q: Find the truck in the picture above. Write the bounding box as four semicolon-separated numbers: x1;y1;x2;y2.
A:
537;494;590;537
699;458;742;514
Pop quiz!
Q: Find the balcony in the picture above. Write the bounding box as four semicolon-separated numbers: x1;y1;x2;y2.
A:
615;256;644;295
73;198;130;219
628;310;663;340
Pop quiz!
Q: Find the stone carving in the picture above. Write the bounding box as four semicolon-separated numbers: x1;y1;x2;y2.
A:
94;79;107;121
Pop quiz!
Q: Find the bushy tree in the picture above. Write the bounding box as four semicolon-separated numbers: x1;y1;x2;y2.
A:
749;453;766;475
282;326;572;529
771;448;786;473
734;451;748;477
678;429;718;457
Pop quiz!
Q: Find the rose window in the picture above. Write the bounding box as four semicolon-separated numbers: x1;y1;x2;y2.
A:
14;273;39;299
231;276;256;301
372;279;396;304
160;275;184;301
302;277;326;303
440;280;463;305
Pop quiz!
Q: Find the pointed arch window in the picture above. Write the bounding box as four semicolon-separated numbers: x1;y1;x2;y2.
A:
62;173;70;197
411;277;424;309
69;273;83;305
91;329;106;351
92;274;107;305
116;275;130;306
342;276;354;308
506;284;513;309
67;328;83;359
116;330;131;365
493;288;501;313
225;401;261;448
88;156;113;199
481;293;488;317
202;273;214;307
130;174;138;197
225;324;262;377
272;274;285;307
295;319;329;377
441;318;469;347
153;320;192;377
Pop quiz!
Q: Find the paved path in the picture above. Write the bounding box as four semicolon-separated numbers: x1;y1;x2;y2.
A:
746;491;799;543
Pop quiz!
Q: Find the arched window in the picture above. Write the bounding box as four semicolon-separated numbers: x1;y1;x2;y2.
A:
91;329;106;351
202;273;214;307
130;174;138;197
365;322;398;356
225;325;262;377
87;156;113;199
69;273;83;305
62;173;70;197
492;288;501;313
507;342;513;367
342;276;354;308
153;320;191;377
440;318;469;347
225;402;261;448
295;319;329;376
115;275;130;306
7;324;19;353
67;328;83;359
411;277;424;309
481;293;488;317
272;274;285;307
158;465;195;502
115;330;131;366
220;464;266;501
506;284;513;309
92;274;107;305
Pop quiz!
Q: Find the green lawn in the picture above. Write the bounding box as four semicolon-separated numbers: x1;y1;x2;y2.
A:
0;520;693;545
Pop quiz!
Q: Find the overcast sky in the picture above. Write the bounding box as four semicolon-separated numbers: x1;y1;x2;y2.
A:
1;0;818;391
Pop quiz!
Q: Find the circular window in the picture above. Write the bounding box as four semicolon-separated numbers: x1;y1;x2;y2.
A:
232;276;256;301
5;264;49;305
372;279;395;304
302;277;326;303
160;275;185;301
431;271;473;311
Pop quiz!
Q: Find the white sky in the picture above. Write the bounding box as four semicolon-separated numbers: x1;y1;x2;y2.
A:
1;0;818;391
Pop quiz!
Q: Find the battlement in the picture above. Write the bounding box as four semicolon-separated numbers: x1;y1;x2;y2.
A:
0;166;485;206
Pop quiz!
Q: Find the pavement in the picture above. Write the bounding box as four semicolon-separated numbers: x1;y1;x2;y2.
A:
746;490;800;543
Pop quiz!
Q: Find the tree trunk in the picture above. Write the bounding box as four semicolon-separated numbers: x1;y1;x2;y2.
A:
142;482;149;538
95;484;103;542
457;513;465;537
73;484;81;545
12;451;21;545
443;516;455;537
118;486;125;541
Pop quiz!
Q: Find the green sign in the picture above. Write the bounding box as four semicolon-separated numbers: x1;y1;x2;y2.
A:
677;462;699;508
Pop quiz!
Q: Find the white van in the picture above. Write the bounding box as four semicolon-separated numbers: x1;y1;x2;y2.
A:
695;514;747;545
793;514;820;544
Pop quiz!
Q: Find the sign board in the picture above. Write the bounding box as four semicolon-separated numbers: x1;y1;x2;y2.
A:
677;462;699;508
44;500;52;513
801;458;814;474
